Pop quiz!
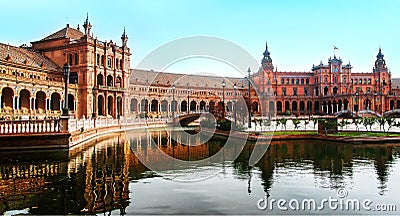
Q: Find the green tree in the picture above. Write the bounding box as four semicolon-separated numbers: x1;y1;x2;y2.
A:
292;119;301;130
263;119;272;131
352;116;362;131
377;117;386;132
280;118;288;131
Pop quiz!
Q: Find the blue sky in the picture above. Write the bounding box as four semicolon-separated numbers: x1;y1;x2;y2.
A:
1;0;400;77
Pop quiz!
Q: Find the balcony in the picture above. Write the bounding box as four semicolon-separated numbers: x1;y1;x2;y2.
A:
98;85;126;92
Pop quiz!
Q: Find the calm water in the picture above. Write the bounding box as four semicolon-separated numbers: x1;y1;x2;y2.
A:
1;128;400;215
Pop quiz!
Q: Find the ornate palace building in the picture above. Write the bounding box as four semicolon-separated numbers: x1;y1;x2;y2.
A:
1;15;131;120
1;16;400;121
251;43;399;117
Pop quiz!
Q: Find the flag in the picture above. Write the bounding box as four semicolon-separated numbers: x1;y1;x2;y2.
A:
333;46;339;50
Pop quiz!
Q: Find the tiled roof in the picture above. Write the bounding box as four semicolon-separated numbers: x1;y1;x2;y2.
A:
392;78;400;89
40;25;84;41
130;69;248;89
0;43;60;70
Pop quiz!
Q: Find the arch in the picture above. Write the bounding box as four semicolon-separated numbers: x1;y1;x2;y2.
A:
328;101;332;114
1;87;13;109
68;94;75;111
291;101;297;113
343;99;348;111
35;91;46;110
252;101;259;112
307;100;312;113
151;99;158;112
299;101;305;112
269;101;275;114
226;101;233;112
364;99;371;110
277;101;282;113
200;101;206;111
19;89;30;110
107;75;113;87
161;100;168;112
324;86;328;96
190;100;196;111
390;100;395;110
97;74;104;86
107;95;114;115
50;92;61;110
314;101;320;112
181;101;188;112
333;86;338;95
171;100;177;112
130;98;138;112
116;96;123;117
284;101;290;112
338;100;342;111
98;95;105;116
116;76;122;88
141;99;148;112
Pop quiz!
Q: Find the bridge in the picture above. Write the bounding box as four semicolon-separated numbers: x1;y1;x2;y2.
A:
170;112;233;126
383;109;400;117
334;110;382;118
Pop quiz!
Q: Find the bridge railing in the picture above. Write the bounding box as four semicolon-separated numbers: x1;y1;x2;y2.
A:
0;119;61;135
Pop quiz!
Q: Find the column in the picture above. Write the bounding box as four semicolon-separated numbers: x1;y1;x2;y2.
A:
59;100;62;111
33;98;36;110
0;95;2;110
326;105;328;114
29;97;32;110
45;98;48;110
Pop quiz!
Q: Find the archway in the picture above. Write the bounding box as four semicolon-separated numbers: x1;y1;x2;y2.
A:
98;95;105;115
338;100;342;111
333;87;338;95
333;100;337;113
390;100;395;110
19;89;30;110
1;87;13;109
190;100;196;111
299;101;305;112
107;75;113;87
130;98;138;112
328;101;332;114
107;95;114;116
50;92;61;110
68;94;75;111
161;100;168;112
396;100;400;109
35;91;46;110
151;99;158;112
117;96;122;117
141;99;148;112
291;101;297;113
365;99;371;110
307;101;312;113
284;101;290;112
252;101;259;113
181;101;188;112
324;87;328;96
277;101;282;113
344;99;349;110
97;74;104;86
314;101;320;113
200;101;206;111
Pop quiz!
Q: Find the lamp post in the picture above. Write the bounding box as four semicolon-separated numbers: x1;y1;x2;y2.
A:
187;87;190;114
355;91;359;116
172;84;175;118
247;67;252;128
222;79;226;118
233;82;237;127
92;86;97;118
62;63;70;116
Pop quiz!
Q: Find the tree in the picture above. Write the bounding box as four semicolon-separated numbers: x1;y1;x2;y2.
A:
292;119;301;130
386;117;396;133
280;118;288;131
377;117;386;132
352;116;362;131
304;120;309;131
312;117;318;129
263;119;272;131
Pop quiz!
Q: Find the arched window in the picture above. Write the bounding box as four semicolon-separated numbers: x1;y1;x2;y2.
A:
74;53;79;65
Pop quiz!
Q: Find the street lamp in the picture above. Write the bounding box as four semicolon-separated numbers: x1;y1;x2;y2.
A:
247;67;252;128
92;86;97;118
62;63;70;116
172;84;175;118
355;91;359;116
233;82;237;127
222;79;226;118
187;87;190;114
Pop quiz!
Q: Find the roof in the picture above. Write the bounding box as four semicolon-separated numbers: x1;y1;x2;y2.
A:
0;43;60;70
130;69;248;89
39;24;84;41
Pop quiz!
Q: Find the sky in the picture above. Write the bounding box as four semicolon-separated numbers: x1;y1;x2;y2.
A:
1;0;400;78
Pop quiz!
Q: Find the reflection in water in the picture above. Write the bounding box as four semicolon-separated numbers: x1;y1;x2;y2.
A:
0;128;399;214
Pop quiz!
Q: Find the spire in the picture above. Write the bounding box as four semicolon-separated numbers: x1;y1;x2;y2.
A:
261;40;273;70
121;27;128;47
83;13;92;36
263;40;270;59
377;47;384;59
375;47;386;71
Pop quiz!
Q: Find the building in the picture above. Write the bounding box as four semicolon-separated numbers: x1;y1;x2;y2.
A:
1;15;131;120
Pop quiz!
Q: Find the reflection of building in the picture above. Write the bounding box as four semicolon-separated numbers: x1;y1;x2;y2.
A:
1;15;131;119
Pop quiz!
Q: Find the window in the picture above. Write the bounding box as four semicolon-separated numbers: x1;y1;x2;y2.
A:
96;54;100;65
120;59;123;69
324;77;328;83
107;58;112;68
74;53;79;65
291;79;294;85
344;77;347;83
296;79;299;84
334;76;337;83
359;79;362;84
351;79;353;84
368;79;371;84
366;87;371;93
68;54;73;65
293;87;297;96
364;79;367;84
116;58;119;69
304;88;308;96
101;55;104;66
282;87;286;96
301;79;304;85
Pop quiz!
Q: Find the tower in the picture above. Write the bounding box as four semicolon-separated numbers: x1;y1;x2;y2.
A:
83;13;92;36
373;48;390;94
121;27;128;47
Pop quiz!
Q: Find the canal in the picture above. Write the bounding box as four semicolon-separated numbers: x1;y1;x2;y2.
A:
0;128;399;214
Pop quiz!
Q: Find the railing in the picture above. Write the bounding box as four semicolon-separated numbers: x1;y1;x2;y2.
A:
0;119;61;135
98;85;126;91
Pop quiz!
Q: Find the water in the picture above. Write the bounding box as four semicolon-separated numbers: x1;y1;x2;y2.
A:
0;128;399;215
